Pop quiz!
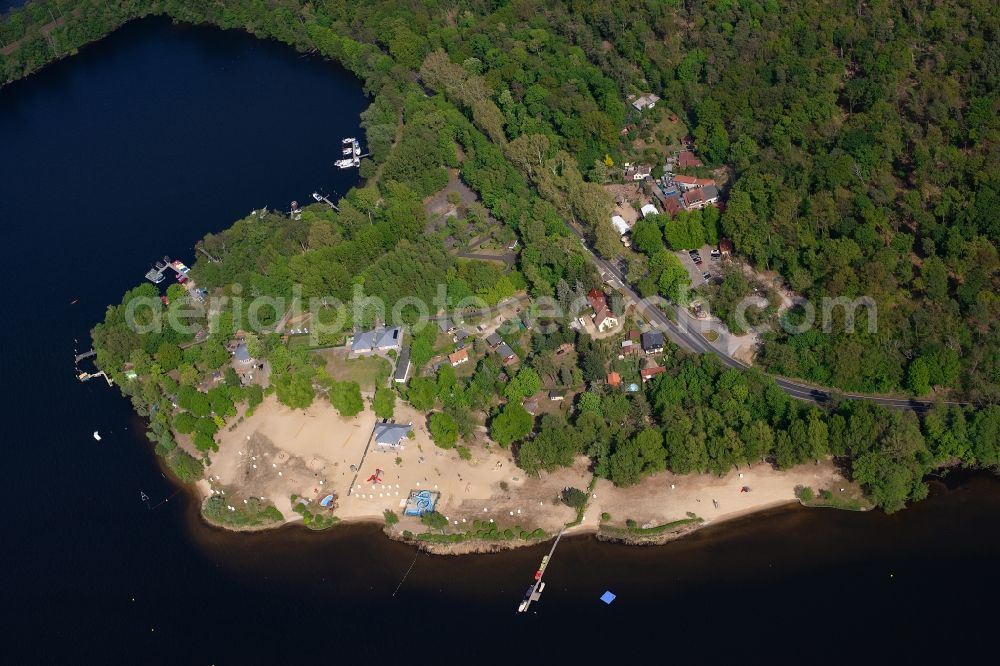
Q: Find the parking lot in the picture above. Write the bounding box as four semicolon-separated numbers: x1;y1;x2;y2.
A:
677;244;723;287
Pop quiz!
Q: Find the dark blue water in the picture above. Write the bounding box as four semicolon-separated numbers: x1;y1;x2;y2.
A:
2;17;999;664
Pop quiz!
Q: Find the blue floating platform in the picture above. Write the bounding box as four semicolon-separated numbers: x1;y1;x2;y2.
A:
600;591;616;605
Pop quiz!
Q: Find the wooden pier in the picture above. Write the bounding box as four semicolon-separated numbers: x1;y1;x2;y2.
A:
517;528;565;613
74;349;96;364
312;192;339;211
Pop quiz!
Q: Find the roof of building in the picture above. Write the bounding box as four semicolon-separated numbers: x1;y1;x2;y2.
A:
625;164;653;178
594;308;617;329
437;318;454;333
374;421;413;446
587;289;609;314
486;332;503;347
497;342;516;360
673;174;713;186
663;196;681;217
641;365;666;379
607;372;622;387
641;203;659;217
683;189;705;207
677;151;702;168
642;331;665;350
351;326;402;352
448;348;469;365
702;184;720;201
548;390;566;399
611;215;630;236
233;342;251;362
393;347;411;381
630;93;660;110
454;329;470;341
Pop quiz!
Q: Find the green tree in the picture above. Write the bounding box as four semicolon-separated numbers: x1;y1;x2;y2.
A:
490;402;534;447
429;411;458;449
373;386;395;419
330;380;364;417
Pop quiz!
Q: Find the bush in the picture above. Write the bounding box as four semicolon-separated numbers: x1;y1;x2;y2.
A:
561;487;588;509
601;512;611;521
420;511;449;531
798;486;815;502
626;518;638;529
457;445;471;460
166;450;203;483
384;509;399;526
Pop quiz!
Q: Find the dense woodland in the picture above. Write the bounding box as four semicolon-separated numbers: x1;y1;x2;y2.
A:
6;0;997;512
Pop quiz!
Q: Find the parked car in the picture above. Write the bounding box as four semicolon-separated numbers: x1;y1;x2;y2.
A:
702;271;711;281
710;248;721;259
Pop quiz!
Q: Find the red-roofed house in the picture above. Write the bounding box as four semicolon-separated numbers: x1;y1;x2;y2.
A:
673;175;715;190
641;365;666;382
586;289;618;332
677;150;702;168
448;348;469;367
607;372;622;387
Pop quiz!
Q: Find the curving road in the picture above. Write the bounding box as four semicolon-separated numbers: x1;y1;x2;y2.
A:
569;225;969;413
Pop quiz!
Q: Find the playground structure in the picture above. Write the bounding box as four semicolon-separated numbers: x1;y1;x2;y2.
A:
403;490;440;517
366;468;384;484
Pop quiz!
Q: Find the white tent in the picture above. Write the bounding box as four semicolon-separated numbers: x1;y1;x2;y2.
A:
611;215;630;236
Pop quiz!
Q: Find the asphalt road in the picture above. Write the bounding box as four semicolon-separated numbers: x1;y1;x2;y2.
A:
568;226;966;413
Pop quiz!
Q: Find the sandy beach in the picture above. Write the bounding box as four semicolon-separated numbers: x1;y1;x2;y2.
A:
195;395;853;546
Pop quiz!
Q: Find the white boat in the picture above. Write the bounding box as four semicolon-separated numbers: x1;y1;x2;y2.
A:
335;158;356;169
353;139;361;156
93;431;101;441
342;146;353;155
342;137;355;144
312;192;323;201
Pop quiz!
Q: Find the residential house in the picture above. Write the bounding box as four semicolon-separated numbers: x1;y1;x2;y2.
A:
393;347;412;384
485;332;503;349
453;329;470;344
587;289;619;333
548;390;566;401
448;348;469;367
437;318;456;334
641;331;665;354
677;150;702;168
607;372;622;388
672;175;715;190
630;93;660;111
594;308;619;332
640;203;659;218
351;326;403;354
373;421;413;449
682;185;719;211
640;365;666;382
624;163;652;181
496;342;517;365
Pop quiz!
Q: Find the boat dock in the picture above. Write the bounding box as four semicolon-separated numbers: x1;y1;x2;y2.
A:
517;528;565;613
311;192;339;211
74;349;96;364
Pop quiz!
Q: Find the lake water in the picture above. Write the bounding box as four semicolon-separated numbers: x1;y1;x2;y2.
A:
1;17;998;664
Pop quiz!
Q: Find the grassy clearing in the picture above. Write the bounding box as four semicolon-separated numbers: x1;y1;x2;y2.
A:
599;516;703;537
202;496;283;529
316;351;390;391
796;486;872;511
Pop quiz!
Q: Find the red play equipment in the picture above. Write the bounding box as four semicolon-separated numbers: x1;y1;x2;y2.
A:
366;468;384;484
